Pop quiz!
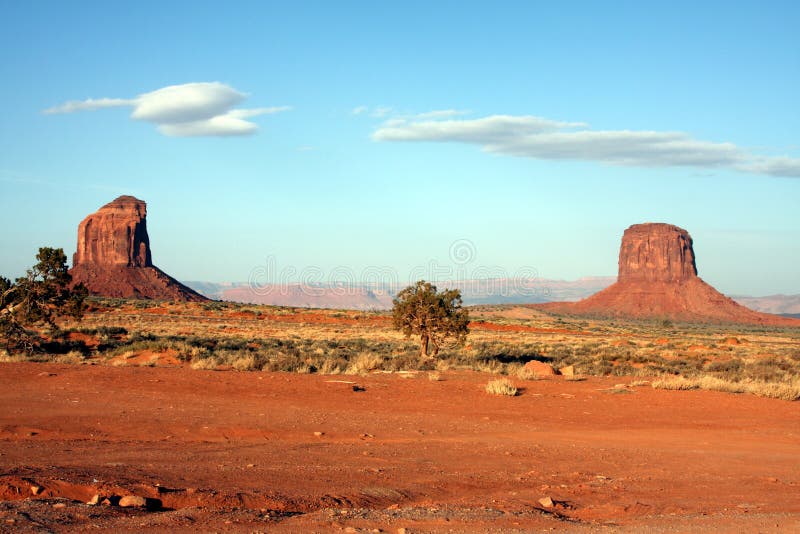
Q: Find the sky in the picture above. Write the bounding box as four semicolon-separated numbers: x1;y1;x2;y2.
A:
1;1;798;297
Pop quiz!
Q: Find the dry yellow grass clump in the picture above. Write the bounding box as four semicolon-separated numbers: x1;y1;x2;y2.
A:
652;376;800;401
485;378;518;396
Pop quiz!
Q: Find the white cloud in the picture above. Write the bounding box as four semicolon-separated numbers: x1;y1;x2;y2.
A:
43;97;134;114
371;106;393;118
372;114;800;178
44;82;289;137
412;109;470;120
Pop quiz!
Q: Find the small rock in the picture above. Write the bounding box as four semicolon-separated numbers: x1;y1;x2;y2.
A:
352;385;366;392
246;463;255;468
87;494;102;505
118;495;161;510
397;528;408;534
344;528;357;533
559;365;575;376
523;360;556;377
30;485;43;495
52;502;67;509
538;496;554;508
119;495;148;508
314;431;324;437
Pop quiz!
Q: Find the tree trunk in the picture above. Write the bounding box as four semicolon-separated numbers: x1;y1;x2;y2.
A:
420;334;429;357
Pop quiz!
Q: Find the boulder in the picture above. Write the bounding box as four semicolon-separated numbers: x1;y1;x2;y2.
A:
523;360;556;377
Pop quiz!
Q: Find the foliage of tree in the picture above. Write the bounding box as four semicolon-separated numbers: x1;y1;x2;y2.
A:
392;280;469;357
0;247;87;352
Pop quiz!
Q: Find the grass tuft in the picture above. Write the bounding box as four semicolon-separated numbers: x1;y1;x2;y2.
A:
485;378;518;396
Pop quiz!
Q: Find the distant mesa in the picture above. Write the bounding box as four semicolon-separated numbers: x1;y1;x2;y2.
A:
537;223;799;325
70;196;207;301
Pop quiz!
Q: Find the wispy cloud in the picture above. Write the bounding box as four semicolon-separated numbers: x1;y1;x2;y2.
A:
43;82;290;137
411;109;471;120
372;113;800;178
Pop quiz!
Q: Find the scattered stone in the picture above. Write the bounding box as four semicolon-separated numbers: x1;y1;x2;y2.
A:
87;494;102;505
352;385;366;392
30;485;43;495
118;495;162;511
397;528;408;534
559;365;575;377
119;495;148;508
314;431;324;437
523;360;556;377
52;502;67;509
538;496;554;508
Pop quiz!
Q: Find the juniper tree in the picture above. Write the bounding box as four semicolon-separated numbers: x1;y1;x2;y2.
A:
392;280;469;357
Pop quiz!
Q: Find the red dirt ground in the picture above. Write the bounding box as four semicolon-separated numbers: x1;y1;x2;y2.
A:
1;363;798;532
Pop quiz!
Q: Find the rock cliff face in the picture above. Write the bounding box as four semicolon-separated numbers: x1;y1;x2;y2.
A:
618;224;696;283
537;223;799;326
70;196;207;302
74;196;152;268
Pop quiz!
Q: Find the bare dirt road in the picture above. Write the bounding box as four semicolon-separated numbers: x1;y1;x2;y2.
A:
1;362;798;532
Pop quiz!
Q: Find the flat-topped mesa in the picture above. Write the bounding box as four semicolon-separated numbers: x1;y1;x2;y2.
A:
618;223;697;283
533;221;799;326
73;196;152;268
70;196;207;302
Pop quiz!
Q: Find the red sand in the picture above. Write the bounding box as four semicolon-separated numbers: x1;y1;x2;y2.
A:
1;363;798;531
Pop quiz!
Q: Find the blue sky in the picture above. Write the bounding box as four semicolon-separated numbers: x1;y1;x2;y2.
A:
1;1;798;296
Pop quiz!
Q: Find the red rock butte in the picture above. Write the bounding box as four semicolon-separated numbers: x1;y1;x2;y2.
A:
70;196;207;301
538;223;799;326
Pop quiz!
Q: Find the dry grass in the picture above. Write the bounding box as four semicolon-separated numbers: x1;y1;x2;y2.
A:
514;365;541;381
190;357;218;371
652;376;800;401
485;378;518;396
9;298;793;401
345;351;383;375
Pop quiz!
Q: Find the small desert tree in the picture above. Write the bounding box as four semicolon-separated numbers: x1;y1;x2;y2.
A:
392;280;469;357
0;247;87;352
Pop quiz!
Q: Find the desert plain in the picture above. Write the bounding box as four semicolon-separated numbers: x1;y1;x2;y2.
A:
1;301;798;533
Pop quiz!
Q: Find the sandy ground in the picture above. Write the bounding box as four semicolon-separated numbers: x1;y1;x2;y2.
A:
1;362;798;532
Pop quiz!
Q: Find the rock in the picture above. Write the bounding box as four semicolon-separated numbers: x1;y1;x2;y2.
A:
30;485;43;495
74;196;151;267
118;495;162;511
87;494;102;505
538;496;554;508
523;360;556;377
52;502;66;509
314;431;324;437
535;223;800;326
617;223;696;283
119;495;147;508
559;365;575;377
69;196;207;302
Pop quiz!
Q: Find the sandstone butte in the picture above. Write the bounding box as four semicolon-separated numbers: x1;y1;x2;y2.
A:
70;196;207;302
537;223;800;326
